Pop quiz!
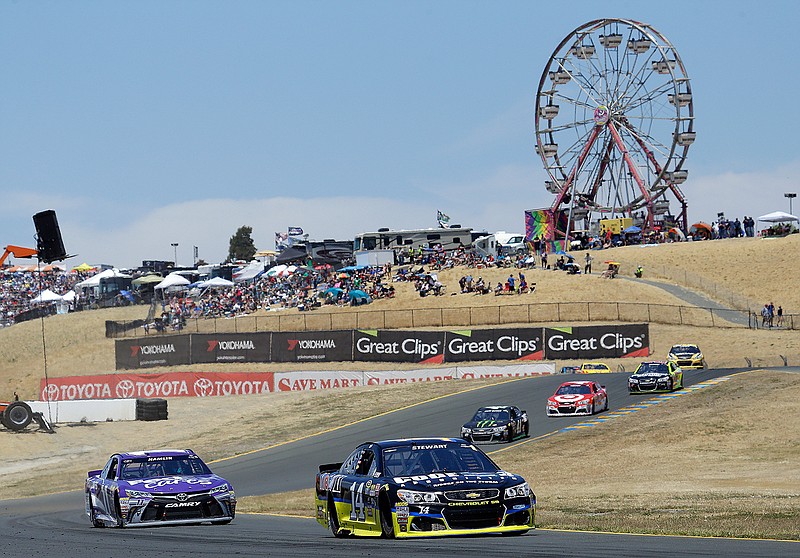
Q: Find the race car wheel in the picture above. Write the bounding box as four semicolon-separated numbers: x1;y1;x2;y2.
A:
88;493;104;528
2;401;32;431
113;492;125;528
590;401;596;415
506;425;514;441
604;398;609;412
379;494;396;539
328;496;346;538
523;421;529;437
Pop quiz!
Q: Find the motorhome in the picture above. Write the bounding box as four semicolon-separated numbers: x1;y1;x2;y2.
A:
353;226;478;253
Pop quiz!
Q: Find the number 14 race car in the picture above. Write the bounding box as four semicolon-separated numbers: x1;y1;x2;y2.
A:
315;438;535;538
85;449;236;527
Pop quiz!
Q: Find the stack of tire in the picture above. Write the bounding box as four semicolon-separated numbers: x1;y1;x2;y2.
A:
136;398;168;421
1;401;33;431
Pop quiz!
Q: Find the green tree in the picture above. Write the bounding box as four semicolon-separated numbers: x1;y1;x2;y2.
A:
228;225;257;262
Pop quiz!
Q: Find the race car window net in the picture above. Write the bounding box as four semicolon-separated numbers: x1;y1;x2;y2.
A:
556;385;592;395
383;445;497;477
120;457;212;480
471;409;510;422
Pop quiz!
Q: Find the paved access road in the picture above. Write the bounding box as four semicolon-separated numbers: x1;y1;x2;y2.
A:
2;368;797;557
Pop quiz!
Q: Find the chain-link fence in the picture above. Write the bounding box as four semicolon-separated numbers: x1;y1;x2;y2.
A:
104;301;783;338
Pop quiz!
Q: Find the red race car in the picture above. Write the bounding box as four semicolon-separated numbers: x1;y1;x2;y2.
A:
546;380;608;417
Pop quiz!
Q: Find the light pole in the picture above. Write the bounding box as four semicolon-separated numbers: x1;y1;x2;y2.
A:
785;192;797;216
171;243;179;266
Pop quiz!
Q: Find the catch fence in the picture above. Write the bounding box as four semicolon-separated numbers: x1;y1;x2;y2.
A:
103;301;787;338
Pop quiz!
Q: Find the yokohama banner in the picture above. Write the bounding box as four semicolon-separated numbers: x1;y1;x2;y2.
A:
40;371;275;401
271;330;352;363
190;333;271;364
115;335;191;369
444;328;544;362
542;323;650;360
353;330;445;363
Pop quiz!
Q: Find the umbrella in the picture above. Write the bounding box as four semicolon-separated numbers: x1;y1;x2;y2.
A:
668;227;686;240
348;289;371;301
324;287;343;298
604;261;621;265
314;263;332;270
72;262;95;272
555;250;575;261
623;225;642;234
690;222;712;233
265;264;288;277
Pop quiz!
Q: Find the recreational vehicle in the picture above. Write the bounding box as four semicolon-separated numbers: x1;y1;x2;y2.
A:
353;227;478;253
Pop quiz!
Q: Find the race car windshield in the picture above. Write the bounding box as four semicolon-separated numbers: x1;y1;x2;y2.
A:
383;444;498;477
120;456;212;480
671;345;698;353
556;384;591;395
583;364;604;369
636;363;669;374
471;409;510;422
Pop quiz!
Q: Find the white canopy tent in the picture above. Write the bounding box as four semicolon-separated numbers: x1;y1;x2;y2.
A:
757;211;799;223
199;277;235;289
154;272;191;290
233;261;265;283
31;289;64;303
75;268;131;288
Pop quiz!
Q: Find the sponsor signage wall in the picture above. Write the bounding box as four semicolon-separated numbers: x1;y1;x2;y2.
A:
40;372;275;401
41;364;556;401
271;330;352;363
114;324;649;369
543;324;650;360
115;335;191;369
352;330;445;364
190;333;271;364
444;328;543;362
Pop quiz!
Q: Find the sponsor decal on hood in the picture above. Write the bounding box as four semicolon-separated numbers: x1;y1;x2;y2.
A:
392;471;520;489
124;475;224;491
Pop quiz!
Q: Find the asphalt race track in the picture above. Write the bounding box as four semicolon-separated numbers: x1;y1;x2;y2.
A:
1;368;797;558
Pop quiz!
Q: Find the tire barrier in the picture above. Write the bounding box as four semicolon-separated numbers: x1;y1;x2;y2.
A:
136;398;168;421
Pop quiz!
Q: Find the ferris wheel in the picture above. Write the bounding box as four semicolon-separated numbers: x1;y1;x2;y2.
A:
535;18;695;237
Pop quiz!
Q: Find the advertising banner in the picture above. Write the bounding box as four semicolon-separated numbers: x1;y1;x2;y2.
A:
352;330;445;364
543;324;650;360
40;371;275;401
363;368;458;385
271;330;352;363
190;333;271;364
458;363;556;379
444;328;544;362
273;370;363;392
115;335;191;370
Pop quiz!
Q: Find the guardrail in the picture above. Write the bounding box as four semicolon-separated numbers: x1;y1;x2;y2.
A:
104;301;787;338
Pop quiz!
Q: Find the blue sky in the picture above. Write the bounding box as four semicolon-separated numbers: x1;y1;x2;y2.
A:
2;1;798;267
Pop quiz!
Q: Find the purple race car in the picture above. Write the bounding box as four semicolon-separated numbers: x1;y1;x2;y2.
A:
85;449;236;527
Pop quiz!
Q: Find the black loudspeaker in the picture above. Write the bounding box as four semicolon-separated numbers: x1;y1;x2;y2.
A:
33;210;68;263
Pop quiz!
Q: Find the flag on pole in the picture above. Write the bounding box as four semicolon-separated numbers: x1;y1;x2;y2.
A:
275;232;288;250
437;210;451;228
288;226;304;236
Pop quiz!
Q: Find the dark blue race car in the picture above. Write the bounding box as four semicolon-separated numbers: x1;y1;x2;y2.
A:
85;449;236;527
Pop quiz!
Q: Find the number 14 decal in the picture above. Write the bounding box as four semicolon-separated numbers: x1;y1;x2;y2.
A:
349;482;366;521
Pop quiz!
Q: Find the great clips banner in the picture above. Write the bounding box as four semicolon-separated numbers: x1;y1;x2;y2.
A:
444;328;543;362
542;324;650;359
352;329;445;364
